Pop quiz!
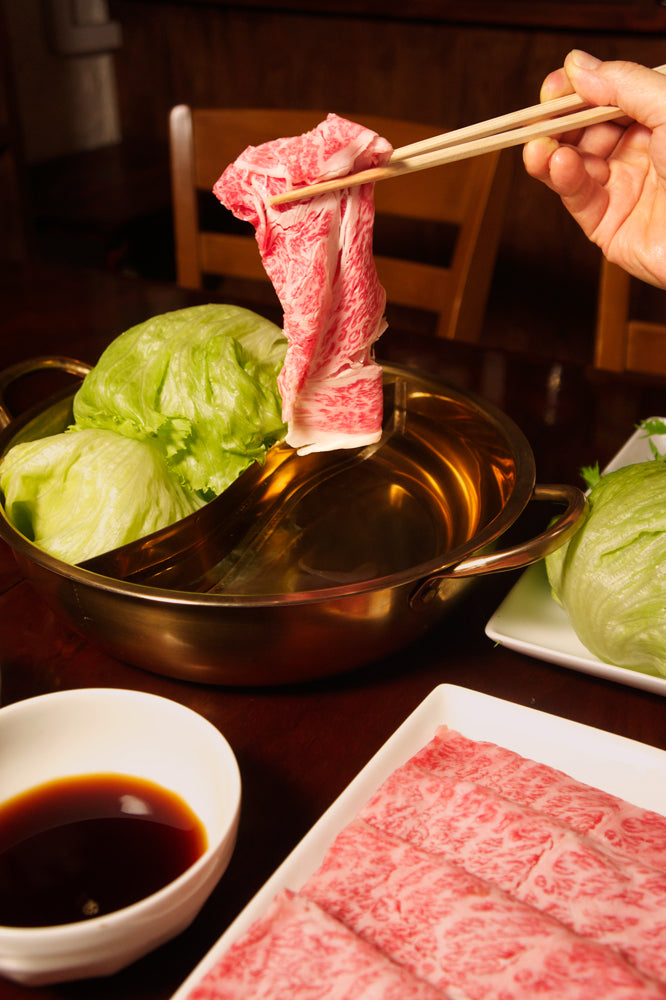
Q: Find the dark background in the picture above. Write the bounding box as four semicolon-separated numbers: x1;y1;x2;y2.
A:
3;0;666;363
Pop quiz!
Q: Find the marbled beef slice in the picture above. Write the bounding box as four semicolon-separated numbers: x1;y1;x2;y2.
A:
214;114;392;456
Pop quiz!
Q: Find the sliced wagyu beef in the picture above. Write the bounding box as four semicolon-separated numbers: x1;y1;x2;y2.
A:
214;114;392;455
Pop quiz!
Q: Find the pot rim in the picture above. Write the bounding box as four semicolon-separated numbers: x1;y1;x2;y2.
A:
0;365;536;609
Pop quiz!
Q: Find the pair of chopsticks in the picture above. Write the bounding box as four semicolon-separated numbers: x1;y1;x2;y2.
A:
269;64;666;207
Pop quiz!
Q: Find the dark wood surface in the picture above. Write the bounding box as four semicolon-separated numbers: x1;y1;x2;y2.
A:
1;260;666;1000
175;0;666;33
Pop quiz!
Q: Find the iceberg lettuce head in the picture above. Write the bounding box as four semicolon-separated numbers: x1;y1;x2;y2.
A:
546;460;666;676
0;429;206;565
73;303;287;495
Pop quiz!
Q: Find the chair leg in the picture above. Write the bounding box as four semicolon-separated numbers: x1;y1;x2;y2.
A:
594;257;630;371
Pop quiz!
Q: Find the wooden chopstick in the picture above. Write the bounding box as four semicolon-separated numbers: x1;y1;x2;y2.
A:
269;64;666;207
267;105;616;205
388;90;591;162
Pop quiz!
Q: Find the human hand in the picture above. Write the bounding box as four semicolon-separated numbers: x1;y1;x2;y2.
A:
523;50;666;288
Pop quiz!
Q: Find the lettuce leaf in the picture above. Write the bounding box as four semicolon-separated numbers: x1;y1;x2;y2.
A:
73;304;287;496
545;460;666;676
0;429;206;564
579;462;601;490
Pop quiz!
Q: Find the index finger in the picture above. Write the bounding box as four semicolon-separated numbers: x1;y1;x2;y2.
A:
540;66;575;103
538;65;587;145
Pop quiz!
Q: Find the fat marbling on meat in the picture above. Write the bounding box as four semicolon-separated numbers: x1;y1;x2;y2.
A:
185;888;452;999
361;759;666;986
303;818;666;1000
412;726;666;872
213;114;392;455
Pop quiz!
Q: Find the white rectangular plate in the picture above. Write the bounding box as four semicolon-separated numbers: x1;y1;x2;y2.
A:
486;418;666;695
171;683;666;999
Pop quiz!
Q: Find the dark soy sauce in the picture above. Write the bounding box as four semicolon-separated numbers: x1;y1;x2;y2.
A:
0;773;208;927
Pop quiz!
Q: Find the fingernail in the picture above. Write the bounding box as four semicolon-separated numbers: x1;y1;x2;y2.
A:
570;49;601;70
540;137;560;158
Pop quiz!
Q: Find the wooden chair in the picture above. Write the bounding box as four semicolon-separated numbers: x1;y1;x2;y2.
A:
595;256;666;376
169;105;511;341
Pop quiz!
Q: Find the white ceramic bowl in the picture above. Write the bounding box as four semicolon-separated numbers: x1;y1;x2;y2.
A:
0;687;241;986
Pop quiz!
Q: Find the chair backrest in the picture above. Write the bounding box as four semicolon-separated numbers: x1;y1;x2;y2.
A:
169;105;511;341
595;256;666;376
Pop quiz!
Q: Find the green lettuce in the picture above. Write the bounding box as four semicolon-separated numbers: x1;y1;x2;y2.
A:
0;429;206;564
546;459;666;676
0;304;287;564
73;304;287;496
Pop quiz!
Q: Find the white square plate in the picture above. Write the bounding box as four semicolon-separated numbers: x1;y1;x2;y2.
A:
486;418;666;695
171;683;666;999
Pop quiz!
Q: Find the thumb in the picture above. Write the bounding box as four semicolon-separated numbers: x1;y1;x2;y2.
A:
565;50;666;131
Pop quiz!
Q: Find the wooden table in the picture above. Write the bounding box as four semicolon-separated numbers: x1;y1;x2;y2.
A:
1;260;666;1000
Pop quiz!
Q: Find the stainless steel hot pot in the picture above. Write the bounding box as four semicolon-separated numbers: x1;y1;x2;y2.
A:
0;358;585;686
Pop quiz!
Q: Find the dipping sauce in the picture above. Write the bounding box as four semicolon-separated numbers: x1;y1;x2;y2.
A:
0;773;207;927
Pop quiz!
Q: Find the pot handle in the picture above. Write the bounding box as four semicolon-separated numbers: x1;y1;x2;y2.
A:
0;356;92;430
411;483;587;606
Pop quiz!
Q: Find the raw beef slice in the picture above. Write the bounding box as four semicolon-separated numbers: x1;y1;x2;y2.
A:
214;114;392;455
302;818;665;999
361;760;666;985
185;888;451;999
413;726;666;872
